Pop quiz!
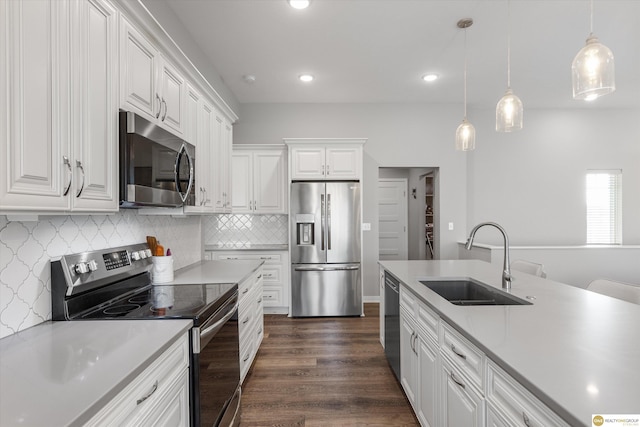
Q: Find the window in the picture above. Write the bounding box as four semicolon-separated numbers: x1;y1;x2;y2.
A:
586;170;622;244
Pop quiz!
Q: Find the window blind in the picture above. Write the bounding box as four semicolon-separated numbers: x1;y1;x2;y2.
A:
586;170;622;245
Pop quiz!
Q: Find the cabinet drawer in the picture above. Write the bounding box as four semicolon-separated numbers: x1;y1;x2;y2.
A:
400;286;417;314
239;331;256;382
262;265;281;283
487;362;569;427
440;322;484;390
213;252;282;264
86;334;189;426
416;300;438;343
263;287;283;306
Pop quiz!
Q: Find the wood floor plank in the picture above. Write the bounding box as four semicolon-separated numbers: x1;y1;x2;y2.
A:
239;303;418;427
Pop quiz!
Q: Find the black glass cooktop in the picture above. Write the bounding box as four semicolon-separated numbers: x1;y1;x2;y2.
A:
75;281;237;326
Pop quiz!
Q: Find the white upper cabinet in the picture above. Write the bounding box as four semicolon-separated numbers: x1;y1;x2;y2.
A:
211;112;232;213
71;0;119;211
231;147;287;214
284;139;366;181
1;0;118;213
120;16;185;136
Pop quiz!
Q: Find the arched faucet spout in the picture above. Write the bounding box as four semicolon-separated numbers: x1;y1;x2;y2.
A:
465;222;512;289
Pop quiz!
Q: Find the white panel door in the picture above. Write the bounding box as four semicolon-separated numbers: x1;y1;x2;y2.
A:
159;58;185;136
378;179;408;260
72;0;118;211
290;147;325;179
253;151;286;213
231;152;252;212
120;16;159;120
0;0;71;211
325;147;360;179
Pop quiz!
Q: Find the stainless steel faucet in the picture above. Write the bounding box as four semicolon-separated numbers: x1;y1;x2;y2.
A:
465;222;513;289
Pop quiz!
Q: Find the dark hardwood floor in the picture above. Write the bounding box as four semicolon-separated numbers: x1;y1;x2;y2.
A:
239;303;419;427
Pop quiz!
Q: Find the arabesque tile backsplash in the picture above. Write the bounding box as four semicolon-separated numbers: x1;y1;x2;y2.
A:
0;211;201;339
203;214;288;245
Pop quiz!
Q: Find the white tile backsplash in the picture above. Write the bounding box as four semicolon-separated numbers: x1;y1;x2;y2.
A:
203;214;288;245
0;211;201;339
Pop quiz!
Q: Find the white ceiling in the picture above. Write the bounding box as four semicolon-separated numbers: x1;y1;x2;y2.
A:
163;0;640;109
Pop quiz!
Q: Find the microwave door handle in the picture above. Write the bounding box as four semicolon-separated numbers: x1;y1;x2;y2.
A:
174;143;194;203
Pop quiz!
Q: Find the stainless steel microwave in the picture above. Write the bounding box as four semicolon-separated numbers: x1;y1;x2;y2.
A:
119;111;195;208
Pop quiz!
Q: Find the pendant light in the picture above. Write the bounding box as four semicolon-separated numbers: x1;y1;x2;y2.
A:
572;0;615;101
455;18;475;151
496;0;523;132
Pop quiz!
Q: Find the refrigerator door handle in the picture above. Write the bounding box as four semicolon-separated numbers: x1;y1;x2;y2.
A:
320;193;325;251
327;193;332;250
294;265;360;272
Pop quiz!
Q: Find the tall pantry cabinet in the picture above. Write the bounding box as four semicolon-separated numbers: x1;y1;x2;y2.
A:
1;0;119;213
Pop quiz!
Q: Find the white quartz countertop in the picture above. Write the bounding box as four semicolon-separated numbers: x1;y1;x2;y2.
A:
378;259;640;427
167;259;264;285
0;319;192;427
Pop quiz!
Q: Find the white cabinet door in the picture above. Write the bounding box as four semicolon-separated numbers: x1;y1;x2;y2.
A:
120;16;159;120
71;0;118;211
221;118;233;212
0;0;71;211
325;147;360;179
158;58;185;136
417;336;439;427
231;152;253;212
290;147;325;179
400;309;418;409
440;357;484;427
253;151;286;213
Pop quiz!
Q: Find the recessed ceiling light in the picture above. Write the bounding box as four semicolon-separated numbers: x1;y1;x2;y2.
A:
242;74;256;84
288;0;310;9
422;74;439;82
299;74;314;82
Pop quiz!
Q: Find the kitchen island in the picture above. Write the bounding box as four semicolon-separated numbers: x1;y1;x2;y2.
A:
379;259;640;427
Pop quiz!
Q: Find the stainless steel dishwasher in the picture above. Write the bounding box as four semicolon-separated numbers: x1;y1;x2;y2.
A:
384;271;400;380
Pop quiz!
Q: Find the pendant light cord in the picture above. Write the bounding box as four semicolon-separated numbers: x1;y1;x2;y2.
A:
463;28;468;119
590;0;594;36
506;0;511;89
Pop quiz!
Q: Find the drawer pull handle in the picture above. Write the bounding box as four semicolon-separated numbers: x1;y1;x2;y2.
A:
257;275;262;279
450;372;466;389
523;412;531;427
243;316;250;324
451;344;467;360
257;328;263;335
243;288;249;294
136;381;158;405
258;298;262;303
243;354;250;362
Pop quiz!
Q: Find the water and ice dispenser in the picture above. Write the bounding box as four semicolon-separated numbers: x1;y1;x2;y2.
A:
295;214;315;246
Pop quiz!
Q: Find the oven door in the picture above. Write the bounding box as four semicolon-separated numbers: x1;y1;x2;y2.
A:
191;292;241;427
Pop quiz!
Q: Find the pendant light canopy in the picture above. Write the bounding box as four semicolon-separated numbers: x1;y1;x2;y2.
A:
455;18;475;151
496;0;523;132
572;0;615;101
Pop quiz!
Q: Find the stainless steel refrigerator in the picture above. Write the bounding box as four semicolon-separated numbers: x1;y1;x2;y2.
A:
290;181;362;317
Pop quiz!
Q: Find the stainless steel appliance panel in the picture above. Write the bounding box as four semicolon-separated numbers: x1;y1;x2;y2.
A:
326;182;361;263
290;182;325;264
384;272;400;380
291;263;361;317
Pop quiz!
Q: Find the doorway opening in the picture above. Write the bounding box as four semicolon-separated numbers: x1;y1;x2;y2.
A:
378;167;439;260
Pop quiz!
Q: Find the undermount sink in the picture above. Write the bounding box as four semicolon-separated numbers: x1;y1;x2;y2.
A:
420;279;532;306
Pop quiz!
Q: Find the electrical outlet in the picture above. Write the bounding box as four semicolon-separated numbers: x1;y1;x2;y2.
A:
362;223;371;231
448;222;454;231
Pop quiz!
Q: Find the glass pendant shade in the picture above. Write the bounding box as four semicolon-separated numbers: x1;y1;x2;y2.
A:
572;35;615;101
455;118;476;151
496;88;523;132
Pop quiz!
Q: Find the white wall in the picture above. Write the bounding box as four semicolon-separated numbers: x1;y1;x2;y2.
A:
467;108;640;245
234;103;469;298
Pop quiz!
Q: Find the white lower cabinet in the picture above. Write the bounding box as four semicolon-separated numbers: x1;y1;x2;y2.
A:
393;279;568;427
440;356;484;427
211;251;289;313
86;333;190;427
399;288;438;427
486;361;569;427
237;266;264;383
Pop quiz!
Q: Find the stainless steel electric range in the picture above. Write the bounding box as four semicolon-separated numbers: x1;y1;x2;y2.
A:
51;243;241;427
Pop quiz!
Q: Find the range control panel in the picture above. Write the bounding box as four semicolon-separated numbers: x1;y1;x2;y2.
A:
52;243;153;296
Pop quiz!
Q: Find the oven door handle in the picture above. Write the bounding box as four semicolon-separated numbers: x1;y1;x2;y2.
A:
193;301;239;353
